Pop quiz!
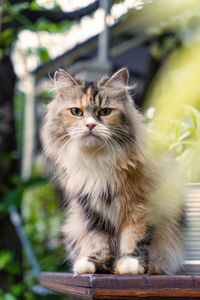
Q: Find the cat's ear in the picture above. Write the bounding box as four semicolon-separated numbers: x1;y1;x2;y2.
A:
105;68;129;87
54;69;78;98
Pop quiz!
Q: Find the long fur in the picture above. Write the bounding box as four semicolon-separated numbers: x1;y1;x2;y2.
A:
41;68;184;275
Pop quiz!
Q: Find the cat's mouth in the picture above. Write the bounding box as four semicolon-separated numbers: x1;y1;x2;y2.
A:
80;131;104;150
83;131;101;139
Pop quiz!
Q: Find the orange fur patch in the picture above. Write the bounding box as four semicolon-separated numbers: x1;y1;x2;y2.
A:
115;257;127;274
104;111;121;126
119;218;147;255
86;87;92;106
61;109;83;125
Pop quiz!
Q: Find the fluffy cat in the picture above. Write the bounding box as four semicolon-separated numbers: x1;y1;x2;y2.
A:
41;68;184;275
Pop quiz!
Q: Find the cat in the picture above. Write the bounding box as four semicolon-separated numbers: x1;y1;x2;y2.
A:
41;68;185;275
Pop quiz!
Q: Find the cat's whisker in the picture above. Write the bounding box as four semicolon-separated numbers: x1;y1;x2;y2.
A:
93;138;107;154
106;138;118;163
108;136;123;155
112;129;135;144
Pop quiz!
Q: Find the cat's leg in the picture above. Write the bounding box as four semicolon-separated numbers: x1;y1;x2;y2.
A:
62;202;113;274
73;230;114;274
115;219;153;275
148;221;184;274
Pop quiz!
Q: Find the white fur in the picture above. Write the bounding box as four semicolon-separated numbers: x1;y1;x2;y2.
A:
85;117;96;124
73;257;95;274
59;141;124;228
116;257;145;275
61;141;118;196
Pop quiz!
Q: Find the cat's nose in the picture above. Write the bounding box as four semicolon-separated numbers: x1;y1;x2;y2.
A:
86;123;96;131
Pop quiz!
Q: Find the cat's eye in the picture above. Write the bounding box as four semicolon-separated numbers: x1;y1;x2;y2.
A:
98;108;112;116
71;108;83;116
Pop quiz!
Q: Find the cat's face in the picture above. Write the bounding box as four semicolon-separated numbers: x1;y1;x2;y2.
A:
50;68;136;154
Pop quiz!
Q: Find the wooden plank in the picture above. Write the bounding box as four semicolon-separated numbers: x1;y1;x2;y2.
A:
40;272;90;287
93;288;200;298
93;289;200;298
40;273;200;299
40;279;92;299
90;274;200;290
93;298;200;300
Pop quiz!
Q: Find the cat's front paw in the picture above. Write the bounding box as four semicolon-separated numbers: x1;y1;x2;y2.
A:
115;257;145;275
73;257;96;275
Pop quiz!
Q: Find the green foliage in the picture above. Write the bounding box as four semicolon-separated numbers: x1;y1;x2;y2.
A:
0;176;47;214
22;179;66;271
0;250;21;276
14;87;25;155
11;283;25;297
8;3;29;14
2;294;17;300
0;250;22;299
32;19;71;33
0;251;13;270
37;47;50;63
1;0;71;59
146;105;200;182
0;28;15;47
0;171;67;298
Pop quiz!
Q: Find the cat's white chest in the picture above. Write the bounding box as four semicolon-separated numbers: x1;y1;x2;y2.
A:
64;149;122;226
65;148;115;195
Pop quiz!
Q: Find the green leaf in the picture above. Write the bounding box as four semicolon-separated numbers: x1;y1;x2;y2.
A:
2;15;13;23
178;130;190;142
37;47;50;63
11;283;25;296
5;261;21;275
23;291;36;300
185;105;200;131
173;122;182;142
0;186;24;213
31;19;71;33
3;293;17;300
9;3;29;14
24;176;48;188
190;110;199;131
30;0;44;10
0;28;15;46
0;251;13;270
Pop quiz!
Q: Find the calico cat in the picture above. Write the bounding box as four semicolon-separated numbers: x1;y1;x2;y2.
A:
41;68;184;275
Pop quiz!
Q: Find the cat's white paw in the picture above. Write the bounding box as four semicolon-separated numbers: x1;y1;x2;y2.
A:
115;257;145;275
73;257;96;275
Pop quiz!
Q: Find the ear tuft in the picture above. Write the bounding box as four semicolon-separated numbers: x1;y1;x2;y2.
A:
54;69;78;98
105;68;129;87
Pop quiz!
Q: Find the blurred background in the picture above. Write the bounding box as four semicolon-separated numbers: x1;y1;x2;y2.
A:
1;0;200;299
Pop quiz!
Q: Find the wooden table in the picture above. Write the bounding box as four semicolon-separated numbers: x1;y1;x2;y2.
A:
40;271;200;299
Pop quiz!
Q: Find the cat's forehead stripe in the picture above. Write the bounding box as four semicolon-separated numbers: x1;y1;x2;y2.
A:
83;81;98;96
81;80;111;109
79;81;99;108
83;81;98;104
81;88;91;107
86;87;92;106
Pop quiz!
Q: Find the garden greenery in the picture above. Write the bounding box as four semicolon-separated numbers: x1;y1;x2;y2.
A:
146;105;200;182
